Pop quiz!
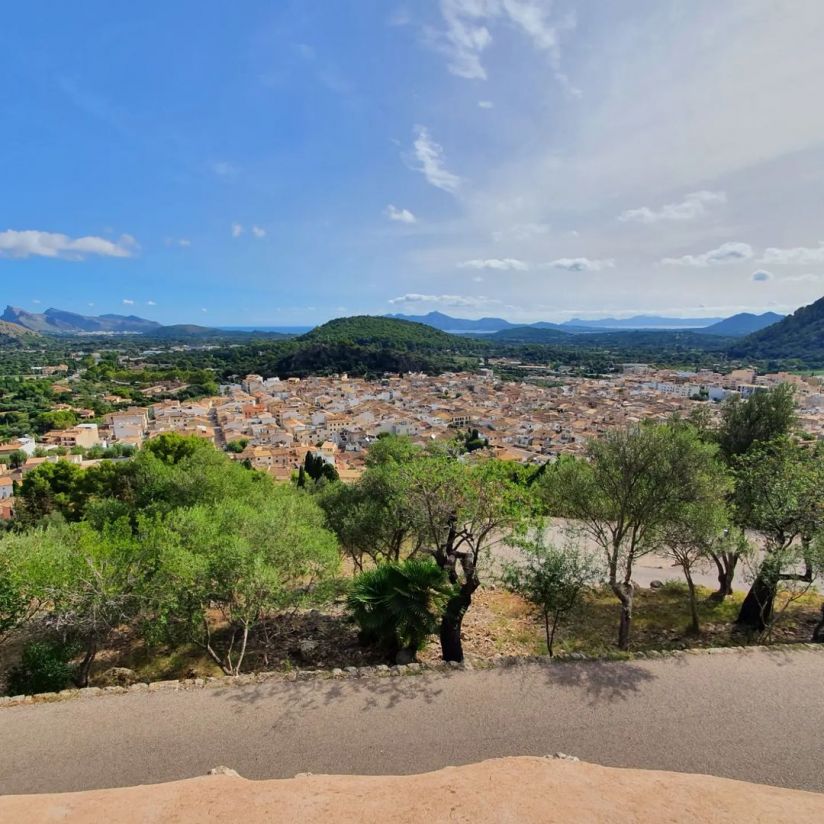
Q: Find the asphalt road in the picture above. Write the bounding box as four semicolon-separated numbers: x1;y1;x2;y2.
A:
1;648;822;796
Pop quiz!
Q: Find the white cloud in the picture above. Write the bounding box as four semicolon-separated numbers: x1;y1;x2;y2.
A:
201;308;208;313
146;300;157;306
385;204;417;224
412;125;460;193
544;257;615;272
32;299;41;304
0;229;137;260
231;223;244;238
618;190;726;224
432;0;575;89
165;237;191;248
251;225;266;238
760;242;824;265
388;293;498;308
751;270;773;282
458;257;528;270
781;272;824;283
662;242;754;267
492;222;550;241
122;298;135;305
478;100;494;109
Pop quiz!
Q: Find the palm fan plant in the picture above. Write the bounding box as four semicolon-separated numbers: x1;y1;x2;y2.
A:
347;558;454;661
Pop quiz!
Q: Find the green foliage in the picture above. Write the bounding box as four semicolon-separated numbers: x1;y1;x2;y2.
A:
717;384;796;462
6;640;76;696
347;558;454;659
728;295;824;367
148;491;340;674
544;422;727;648
225;438;249;453
502;539;601;655
35;409;77;433
303;452;339;483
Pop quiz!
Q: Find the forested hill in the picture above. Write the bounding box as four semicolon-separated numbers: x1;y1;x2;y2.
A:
727;295;824;367
300;316;463;349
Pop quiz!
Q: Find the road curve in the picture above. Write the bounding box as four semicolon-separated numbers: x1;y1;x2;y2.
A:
1;647;822;795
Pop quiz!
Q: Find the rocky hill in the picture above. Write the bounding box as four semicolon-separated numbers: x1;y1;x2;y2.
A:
2;306;162;334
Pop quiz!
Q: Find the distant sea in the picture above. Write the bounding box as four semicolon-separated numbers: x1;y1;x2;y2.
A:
218;325;314;334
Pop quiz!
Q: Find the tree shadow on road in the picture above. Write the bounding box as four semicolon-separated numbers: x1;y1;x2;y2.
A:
525;660;657;705
214;671;449;729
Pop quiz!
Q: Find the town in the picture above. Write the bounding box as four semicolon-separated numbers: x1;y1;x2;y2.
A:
2;358;822;521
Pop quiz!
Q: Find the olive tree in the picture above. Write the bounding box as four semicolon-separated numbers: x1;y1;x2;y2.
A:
732;439;824;632
151;489;339;675
503;538;600;656
546;423;724;649
401;457;531;662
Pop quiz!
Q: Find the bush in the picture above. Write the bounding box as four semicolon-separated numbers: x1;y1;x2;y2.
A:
348;558;454;661
6;640;76;696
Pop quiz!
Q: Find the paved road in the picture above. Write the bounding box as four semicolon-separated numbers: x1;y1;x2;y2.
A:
1;648;822;796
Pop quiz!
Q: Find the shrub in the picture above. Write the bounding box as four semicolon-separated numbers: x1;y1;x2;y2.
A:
6;640;76;696
348;558;454;661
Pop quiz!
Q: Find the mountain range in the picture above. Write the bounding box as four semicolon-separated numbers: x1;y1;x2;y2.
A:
386;310;784;337
1;306;163;335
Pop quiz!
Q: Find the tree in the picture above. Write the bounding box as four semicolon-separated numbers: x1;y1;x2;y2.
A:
717;384;795;463
545;423;723;649
661;499;735;634
303;452;339;484
317;464;420;570
402;457;531;661
150;491;339;675
731;439;824;631
225;438;248;454
348;558;454;662
502;538;600;656
1;519;157;686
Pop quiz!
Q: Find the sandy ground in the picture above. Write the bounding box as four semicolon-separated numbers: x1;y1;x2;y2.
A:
3;757;822;823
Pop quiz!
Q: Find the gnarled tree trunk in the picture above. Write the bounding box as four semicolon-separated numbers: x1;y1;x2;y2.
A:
708;550;737;601
612;582;634;650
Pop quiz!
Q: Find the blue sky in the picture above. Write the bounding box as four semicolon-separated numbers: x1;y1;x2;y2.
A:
2;1;824;325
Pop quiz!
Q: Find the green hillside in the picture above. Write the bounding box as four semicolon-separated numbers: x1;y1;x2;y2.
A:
301;315;459;349
728;295;824;367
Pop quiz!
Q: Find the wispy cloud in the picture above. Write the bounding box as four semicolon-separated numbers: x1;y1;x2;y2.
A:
760;242;824;265
492;223;550;241
478;100;494;109
146;300;157;306
544;257;615;272
385;204;417;224
389;293;498;307
251;225;267;238
458;257;528;270
122;298;135;305
662;242;753;267
231;223;244;238
0;229;137;260
618;190;726;224
430;0;577;92
412;126;460;193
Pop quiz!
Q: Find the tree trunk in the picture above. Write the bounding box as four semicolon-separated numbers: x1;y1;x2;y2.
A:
685;570;700;635
74;636;98;688
440;586;473;662
546;608;561;658
612;583;634;650
709;553;737;601
736;573;775;632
